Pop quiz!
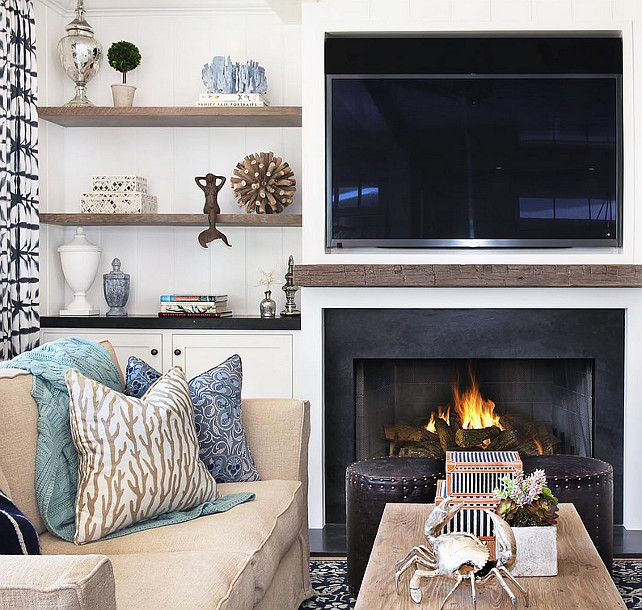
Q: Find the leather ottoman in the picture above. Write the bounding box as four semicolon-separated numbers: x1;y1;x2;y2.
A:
345;456;445;596
522;455;613;571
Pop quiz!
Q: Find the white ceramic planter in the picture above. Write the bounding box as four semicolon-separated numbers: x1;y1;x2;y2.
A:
58;227;102;316
511;524;558;577
111;83;136;107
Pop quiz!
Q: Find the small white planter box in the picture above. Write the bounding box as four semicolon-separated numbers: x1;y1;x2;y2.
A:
511;524;558;577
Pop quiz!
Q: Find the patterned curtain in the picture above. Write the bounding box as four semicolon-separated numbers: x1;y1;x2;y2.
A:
0;0;38;359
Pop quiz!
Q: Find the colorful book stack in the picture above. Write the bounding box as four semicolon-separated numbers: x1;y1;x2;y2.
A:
158;295;232;318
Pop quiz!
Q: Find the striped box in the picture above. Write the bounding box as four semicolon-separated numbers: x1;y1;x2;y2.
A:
446;451;523;497
435;451;523;560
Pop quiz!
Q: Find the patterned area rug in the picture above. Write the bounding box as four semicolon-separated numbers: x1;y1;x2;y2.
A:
299;559;642;610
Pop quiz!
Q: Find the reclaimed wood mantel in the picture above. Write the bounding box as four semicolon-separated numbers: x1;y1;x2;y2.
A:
293;264;642;288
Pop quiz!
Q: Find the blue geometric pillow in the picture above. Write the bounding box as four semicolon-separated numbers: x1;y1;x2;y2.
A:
125;355;260;483
0;488;40;555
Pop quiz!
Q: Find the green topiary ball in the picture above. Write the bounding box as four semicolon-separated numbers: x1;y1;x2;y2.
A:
107;41;141;83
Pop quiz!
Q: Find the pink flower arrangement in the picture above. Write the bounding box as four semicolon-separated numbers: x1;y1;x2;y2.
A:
494;469;559;527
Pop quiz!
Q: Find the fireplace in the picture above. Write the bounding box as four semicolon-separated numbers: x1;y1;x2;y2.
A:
324;308;624;525
356;358;593;460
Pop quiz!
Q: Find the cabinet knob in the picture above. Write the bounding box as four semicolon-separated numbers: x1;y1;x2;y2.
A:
150;349;158;356
174;349;182;356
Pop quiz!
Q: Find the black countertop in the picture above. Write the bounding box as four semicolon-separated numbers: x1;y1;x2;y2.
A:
41;315;301;331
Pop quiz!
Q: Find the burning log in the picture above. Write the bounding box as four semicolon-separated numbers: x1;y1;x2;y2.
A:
449;409;463;434
398;441;445;459
454;426;501;449
486;429;519;452
383;424;426;444
434;417;457;452
383;425;445;459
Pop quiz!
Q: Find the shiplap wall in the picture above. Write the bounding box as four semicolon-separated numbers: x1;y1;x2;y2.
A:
36;2;302;316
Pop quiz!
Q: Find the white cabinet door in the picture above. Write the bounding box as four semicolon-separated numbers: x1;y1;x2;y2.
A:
41;331;163;372
172;334;293;399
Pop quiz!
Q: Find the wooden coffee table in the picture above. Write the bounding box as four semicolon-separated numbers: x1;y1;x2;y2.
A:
355;503;626;609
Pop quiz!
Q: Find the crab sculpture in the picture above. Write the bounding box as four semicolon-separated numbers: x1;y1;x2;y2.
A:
394;498;529;609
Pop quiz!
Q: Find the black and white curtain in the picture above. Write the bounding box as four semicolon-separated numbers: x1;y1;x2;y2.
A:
0;0;38;359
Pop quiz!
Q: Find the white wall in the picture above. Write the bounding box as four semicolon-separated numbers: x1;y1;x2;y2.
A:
36;3;302;316
302;0;642;264
299;0;642;530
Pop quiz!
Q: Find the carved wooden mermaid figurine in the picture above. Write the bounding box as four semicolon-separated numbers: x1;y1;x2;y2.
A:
195;173;231;248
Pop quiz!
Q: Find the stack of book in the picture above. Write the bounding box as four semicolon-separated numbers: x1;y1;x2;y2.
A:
158;295;232;318
195;93;270;107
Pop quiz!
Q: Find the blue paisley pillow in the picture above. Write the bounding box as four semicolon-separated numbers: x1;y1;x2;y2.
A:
125;354;260;483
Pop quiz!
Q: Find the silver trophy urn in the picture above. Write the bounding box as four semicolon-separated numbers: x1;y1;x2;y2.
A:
57;0;102;107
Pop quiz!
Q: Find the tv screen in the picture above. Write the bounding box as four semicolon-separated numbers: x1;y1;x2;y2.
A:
327;75;621;248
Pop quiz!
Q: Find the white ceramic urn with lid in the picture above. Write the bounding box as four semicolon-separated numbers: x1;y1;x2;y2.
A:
58;226;102;316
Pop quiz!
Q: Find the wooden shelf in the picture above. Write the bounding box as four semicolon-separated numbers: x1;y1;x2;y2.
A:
40;213;302;227
38;106;302;128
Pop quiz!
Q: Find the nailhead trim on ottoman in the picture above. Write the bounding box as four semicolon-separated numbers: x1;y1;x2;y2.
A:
345;456;445;596
522;455;614;572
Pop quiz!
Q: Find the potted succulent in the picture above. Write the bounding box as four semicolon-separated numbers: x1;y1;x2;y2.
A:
107;40;141;107
494;469;559;577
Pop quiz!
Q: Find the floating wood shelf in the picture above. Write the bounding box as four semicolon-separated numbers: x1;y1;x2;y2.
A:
293;264;642;288
38;106;302;128
40;213;302;227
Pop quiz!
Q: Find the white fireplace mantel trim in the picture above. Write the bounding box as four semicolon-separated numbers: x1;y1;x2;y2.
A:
297;286;642;530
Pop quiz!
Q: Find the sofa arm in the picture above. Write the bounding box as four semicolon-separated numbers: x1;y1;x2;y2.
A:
0;554;116;610
241;399;310;485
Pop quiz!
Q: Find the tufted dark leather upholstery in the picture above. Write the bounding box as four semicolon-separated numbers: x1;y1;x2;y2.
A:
345;457;445;596
522;455;613;572
346;454;614;596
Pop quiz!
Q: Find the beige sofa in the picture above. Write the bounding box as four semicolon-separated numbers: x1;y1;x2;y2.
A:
0;342;313;610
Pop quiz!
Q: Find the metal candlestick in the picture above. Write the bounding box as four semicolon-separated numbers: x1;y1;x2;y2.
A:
57;0;102;107
281;255;300;317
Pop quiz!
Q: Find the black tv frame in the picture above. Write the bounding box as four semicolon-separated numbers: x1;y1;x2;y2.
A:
325;38;624;250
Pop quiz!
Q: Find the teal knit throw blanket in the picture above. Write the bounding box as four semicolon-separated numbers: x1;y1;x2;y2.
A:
0;337;253;543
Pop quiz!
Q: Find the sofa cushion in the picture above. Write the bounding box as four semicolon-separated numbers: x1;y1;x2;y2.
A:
67;366;218;544
0;341;123;537
0;554;116;610
40;479;303;602
0;371;43;534
126;354;260;484
109;550;256;610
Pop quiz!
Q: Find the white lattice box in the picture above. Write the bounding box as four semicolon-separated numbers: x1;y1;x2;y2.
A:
80;192;157;214
91;175;147;193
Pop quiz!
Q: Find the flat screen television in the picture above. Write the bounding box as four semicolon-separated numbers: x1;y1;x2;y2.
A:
326;39;623;249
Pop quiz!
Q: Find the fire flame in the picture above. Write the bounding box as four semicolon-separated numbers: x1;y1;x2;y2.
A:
425;369;504;434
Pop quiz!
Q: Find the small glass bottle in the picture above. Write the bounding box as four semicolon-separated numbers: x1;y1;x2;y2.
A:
260;290;276;318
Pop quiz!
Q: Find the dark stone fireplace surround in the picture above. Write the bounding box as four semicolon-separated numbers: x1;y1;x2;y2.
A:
324;308;625;525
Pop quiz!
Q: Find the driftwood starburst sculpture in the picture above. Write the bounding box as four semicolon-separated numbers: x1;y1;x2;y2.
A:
231;152;296;214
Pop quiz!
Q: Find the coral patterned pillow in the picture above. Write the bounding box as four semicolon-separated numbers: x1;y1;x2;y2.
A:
66;366;217;544
126;355;259;484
